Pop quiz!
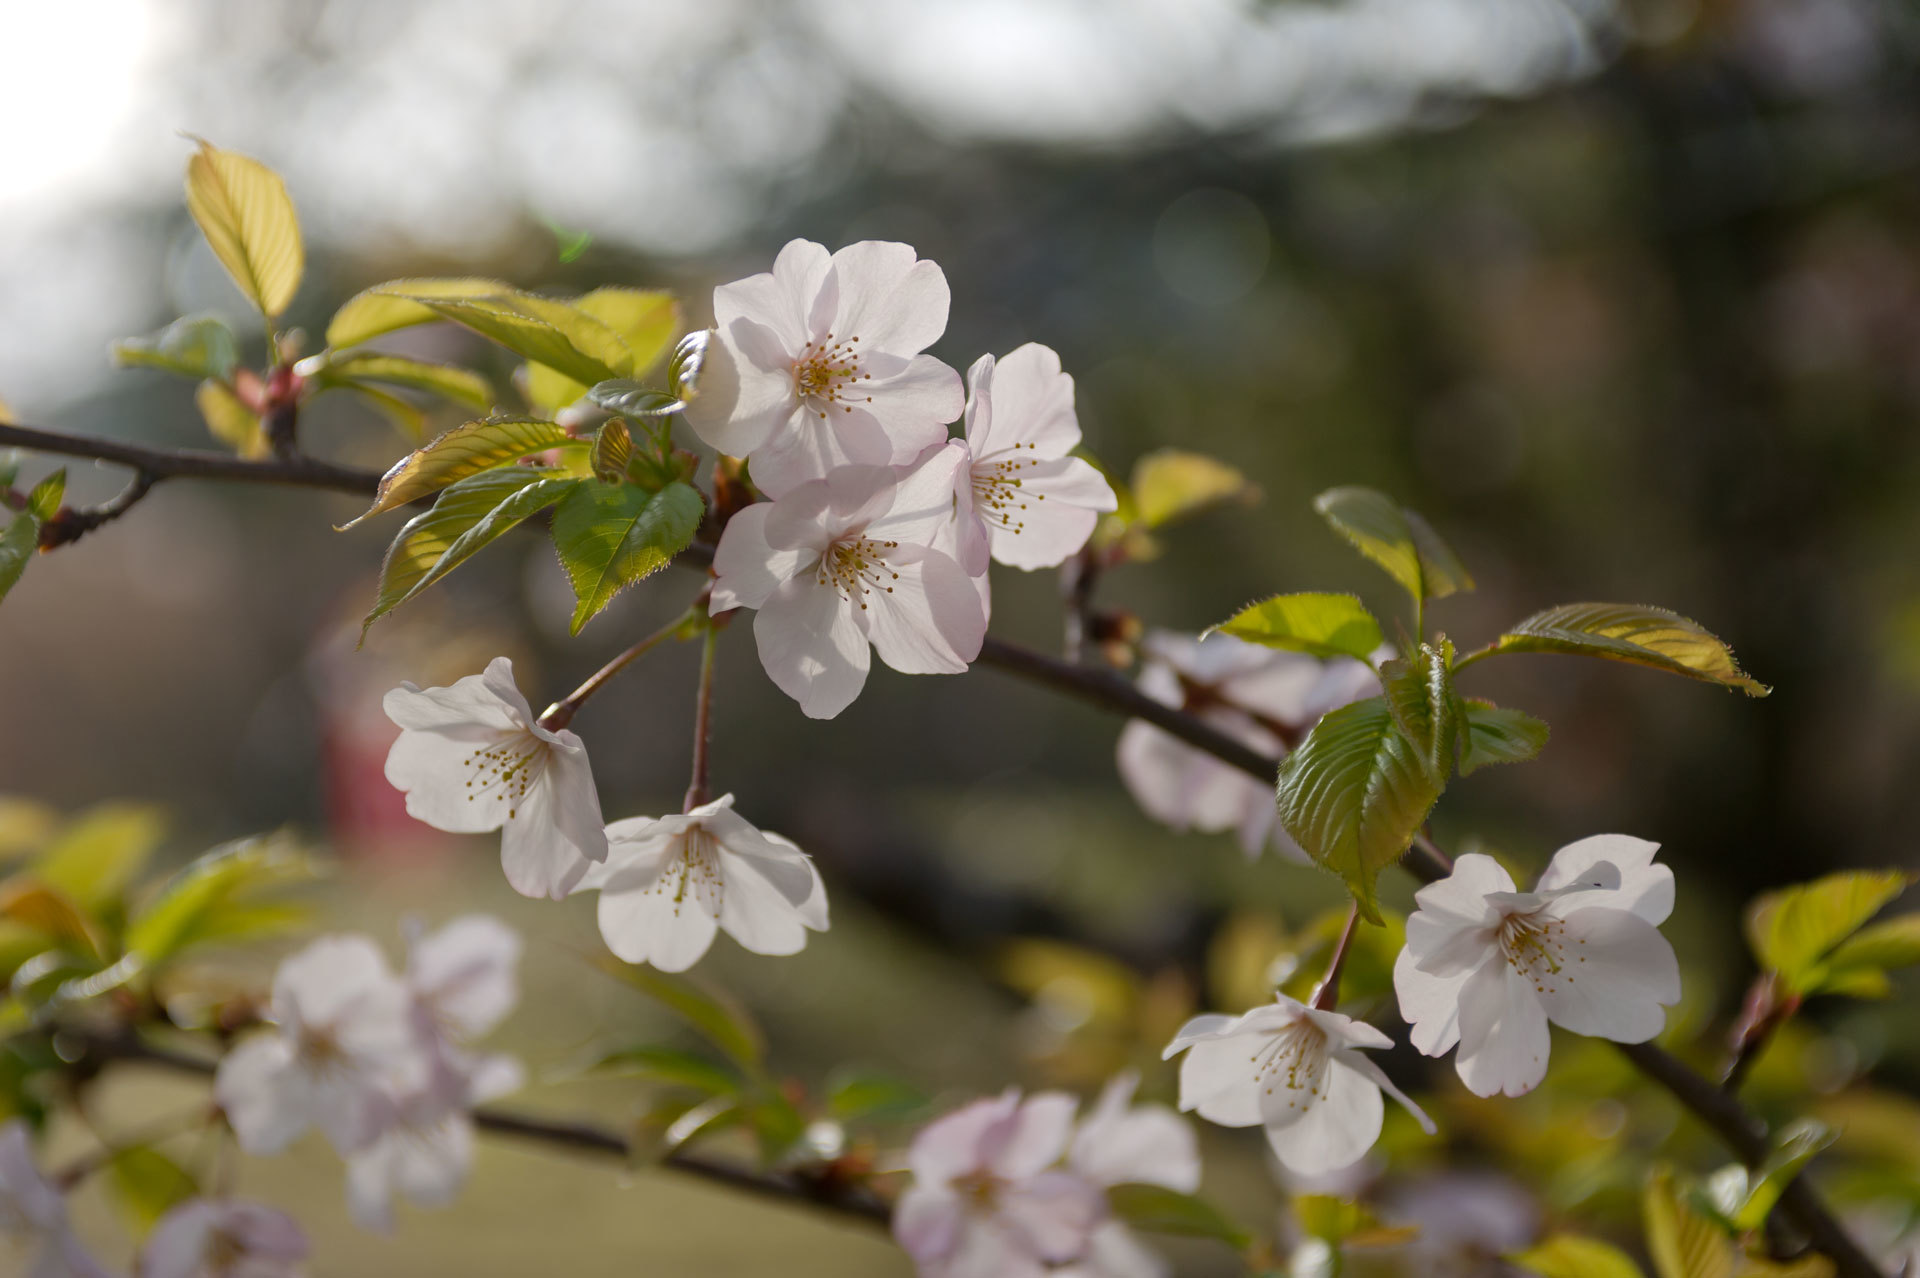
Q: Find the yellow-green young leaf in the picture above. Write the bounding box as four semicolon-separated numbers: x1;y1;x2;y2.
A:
126;834;317;967
1381;639;1459;782
402;292;632;389
108;1146;198;1234
1205;592;1383;661
195;380;265;458
592;420;632;481
1294;1194;1380;1245
1731;1120;1837;1233
0;514;34;604
0;799;58;859
319;354;492;409
551;480;703;635
1459;698;1550;775
526;288;680;414
1107;1184;1251;1249
25;470;64;523
1644;1169;1736;1278
1745;870;1912;992
0;393;12;422
34;803;166;914
1131;450;1257;529
346;416;574;526
1822;914;1920;976
826;1069;929;1123
112;315;240;382
362;469;580;639
1510;1235;1645;1278
1313;486;1474;602
1275;696;1446;923
183;140;303;318
596;956;764;1067
1483;604;1769;697
341;381;426;440
325;277;510;350
0;880;100;958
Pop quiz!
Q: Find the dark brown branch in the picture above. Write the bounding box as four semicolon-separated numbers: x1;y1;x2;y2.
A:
38;472;157;548
66;1026;892;1228
0;421;382;495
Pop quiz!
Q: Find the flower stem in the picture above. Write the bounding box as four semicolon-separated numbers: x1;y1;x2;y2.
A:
683;616;720;812
539;606;698;733
1310;903;1363;1011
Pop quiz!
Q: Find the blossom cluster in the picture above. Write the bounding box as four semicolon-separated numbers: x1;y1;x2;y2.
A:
691;239;1119;719
895;1075;1199;1278
0;1119;307;1278
214;916;523;1232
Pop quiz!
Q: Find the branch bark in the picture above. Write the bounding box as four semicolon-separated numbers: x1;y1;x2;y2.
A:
0;422;382;494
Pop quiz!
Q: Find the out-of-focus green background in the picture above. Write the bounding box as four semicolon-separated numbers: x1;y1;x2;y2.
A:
3;0;1919;1273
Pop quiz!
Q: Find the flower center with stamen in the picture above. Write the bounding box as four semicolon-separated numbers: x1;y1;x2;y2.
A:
1497;909;1581;996
1250;1018;1331;1113
970;444;1045;536
650;824;726;920
952;1169;1007;1213
815;537;900;611
296;1023;349;1073
792;332;873;418
206;1228;250;1275
461;732;546;821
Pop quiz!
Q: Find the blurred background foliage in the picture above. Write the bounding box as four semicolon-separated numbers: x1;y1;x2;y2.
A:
2;0;1919;1273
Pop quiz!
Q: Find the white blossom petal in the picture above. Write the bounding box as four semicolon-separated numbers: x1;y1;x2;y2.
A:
1265;1055;1383;1177
1454;958;1551;1098
711;505;814;613
406;915;520;1043
1536;834;1674;924
1393;944;1471;1058
989;1093;1080;1180
1069;1074;1200;1193
866;548;984;675
753;574;872;719
967;344;1080;459
1534;906;1681;1042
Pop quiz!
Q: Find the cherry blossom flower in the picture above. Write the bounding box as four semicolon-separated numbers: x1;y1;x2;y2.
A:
384;657;607;900
1056;1074;1201;1278
950;345;1116;573
215;936;424;1156
1393;836;1681;1098
1116;632;1380;858
139;1199;306;1278
684;238;964;496
573;794;827;972
342;916;525;1232
0;1121;116;1278
894;1090;1107;1278
1163;993;1434;1177
711;448;986;719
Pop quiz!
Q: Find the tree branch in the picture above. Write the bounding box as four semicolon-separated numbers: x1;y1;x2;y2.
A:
0;422;382;495
68;1026;892;1228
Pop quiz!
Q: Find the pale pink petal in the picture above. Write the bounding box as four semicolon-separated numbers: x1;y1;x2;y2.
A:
1074;1222;1169;1278
970;343;1080;459
1454;959;1551;1098
1339;1052;1437;1134
572;820;676;894
1535;835;1673;924
681;318;805;459
1174;1036;1262;1129
1393;944;1472;1058
990;1093;1079;1179
985;490;1102;571
866;548;984;675
407;915;520;1042
870;440;970;548
596;867;721;972
382;660;526;734
893;1185;965;1264
1535;907;1681;1042
716;851;815;957
999;1170;1107;1262
711;505;814;613
864;354;964;455
1069;1075;1200;1192
907;1091;1020;1183
498;767;600;901
827;242;950;354
1266;1055;1383;1176
1408;853;1516;927
753;574;872;719
382;725;517;835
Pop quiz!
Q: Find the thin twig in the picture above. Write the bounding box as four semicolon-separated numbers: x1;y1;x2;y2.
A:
539;607;698;733
38;471;157;548
0;421;382;494
1310;904;1362;1011
684;618;719;812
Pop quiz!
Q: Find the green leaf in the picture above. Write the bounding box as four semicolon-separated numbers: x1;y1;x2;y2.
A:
34;803;166;914
1313;486;1472;602
826;1069;929;1124
401;291;631;389
669;331;709;402
195;381;265;458
592;420;632;481
1204;593;1384;661
1819;914;1920;985
126;834;316;968
1510;1235;1646;1278
1645;1169;1736;1278
326;277;511;350
551;480;703;635
1381;639;1459;781
317;354;492;409
1132;450;1256;529
587;380;684;418
184;140;303;318
1459;698;1550;775
108;1145;199;1235
340;381;426;440
1294;1194;1378;1245
595;957;764;1069
1276;697;1445;923
25;470;64;524
345;415;574;526
362;469;579;638
525;287;679;414
1732;1120;1837;1232
1107;1184;1251;1250
0;880;100;959
747;1089;809;1161
1480;603;1769;697
0;513;35;604
1745;870;1912;993
112;315;240;382
585;1045;741;1096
